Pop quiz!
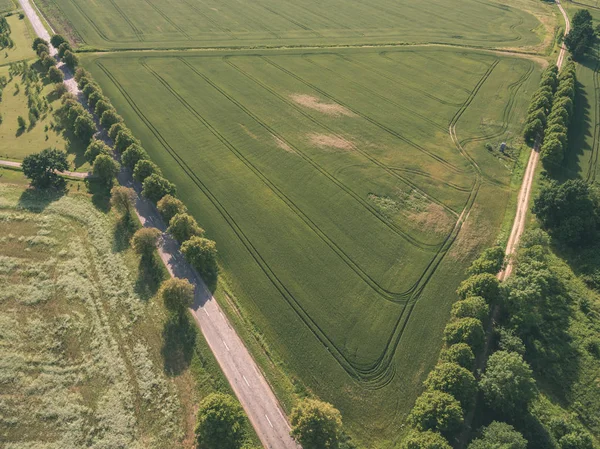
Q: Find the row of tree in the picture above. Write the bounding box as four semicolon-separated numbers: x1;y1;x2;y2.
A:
523;65;559;144
564;9;595;60
400;248;531;448
540;61;577;172
0;15;13;49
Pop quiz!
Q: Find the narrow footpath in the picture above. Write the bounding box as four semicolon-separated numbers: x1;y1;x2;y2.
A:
17;0;299;447
0;159;91;178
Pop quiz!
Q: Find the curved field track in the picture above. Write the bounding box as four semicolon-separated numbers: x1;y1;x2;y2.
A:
83;46;541;438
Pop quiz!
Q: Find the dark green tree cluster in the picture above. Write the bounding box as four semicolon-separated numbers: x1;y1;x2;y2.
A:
564;10;595;60
22;148;68;188
59;95;96;145
290;398;344;449
50;34;78;70
540;62;576;172
194;393;246;449
523;66;558;144
532;179;599;246
0;16;13;49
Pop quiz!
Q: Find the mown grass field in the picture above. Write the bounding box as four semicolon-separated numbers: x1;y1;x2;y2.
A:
35;0;545;50
84;47;541;445
1;14;36;65
0;182;259;448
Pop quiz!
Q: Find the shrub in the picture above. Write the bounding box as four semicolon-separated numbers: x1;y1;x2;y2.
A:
142;173;176;203
47;66;64;83
57;41;72;59
451;297;489;322
195;393;245;449
132;227;162;257
121;144;149;169
160;277;195;314
167;213;205;243
443;318;485;352
480;351;537;418
93;154;120;186
133;159;162;183
456;273;500;302
84;139;111;163
63;50;79;70
181;236;218;279
108;122;127;141
468;422;527;449
114;129;140;153
32;37;48;52
400;431;451;449
408;390;463;436
290;399;343;449
157;194;187;224
423;362;477;407
100;109;122;130
439;343;475;371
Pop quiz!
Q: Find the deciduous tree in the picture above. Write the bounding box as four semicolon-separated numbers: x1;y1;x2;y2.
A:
157;194;187;224
468;422;527;449
160;277;195;314
408;391;463;436
290;398;343;449
132;227;161;257
142;173;176;203
133;159;162;183
423;362;477;407
93;154;119;187
22;148;68;188
168;212;204;243
181;236;217;279
195;393;245;449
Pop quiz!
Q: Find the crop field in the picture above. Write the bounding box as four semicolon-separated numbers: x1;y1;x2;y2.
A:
0;183;253;448
35;0;545;50
84;47;541;443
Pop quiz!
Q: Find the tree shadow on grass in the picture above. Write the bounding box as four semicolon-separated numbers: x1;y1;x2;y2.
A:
162;312;197;376
86;178;111;212
17;185;66;212
112;212;138;253
135;253;166;301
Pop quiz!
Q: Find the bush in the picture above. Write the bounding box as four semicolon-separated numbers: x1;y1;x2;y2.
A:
439;343;475;371
181;236;218;279
108;122;127;141
157;194;187;224
451;297;489;323
466;246;505;275
468;422;527;449
100;109;122;130
456;273;500;303
114;129;140;153
480;351;537;418
408;390;463;436
94;99;112;118
121;144;149;169
160;277;195;314
142;173;176;203
133;159;162;183
443;318;485;352
400;431;451;449
93;154;120;186
84;139;111;163
47;66;64;83
132;227;161;257
195;393;245;449
63;50;79;70
290;399;343;449
423;362;477;407
168;213;205;243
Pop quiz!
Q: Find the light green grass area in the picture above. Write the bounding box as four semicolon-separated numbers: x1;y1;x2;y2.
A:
35;0;544;50
0;14;36;65
84;47;541;446
0;65;90;171
0;182;260;448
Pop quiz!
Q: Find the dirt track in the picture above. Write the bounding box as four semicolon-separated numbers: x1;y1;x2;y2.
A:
499;0;570;281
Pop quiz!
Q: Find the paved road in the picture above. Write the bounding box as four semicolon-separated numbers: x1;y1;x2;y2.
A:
18;0;299;447
499;0;570;281
0;159;91;178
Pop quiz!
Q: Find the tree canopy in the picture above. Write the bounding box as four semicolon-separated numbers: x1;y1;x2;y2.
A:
160;277;195;314
131;227;161;257
195;393;245;449
423;362;477;407
157;194;187;224
408;390;463;436
142;174;177;203
400;430;451;449
564;9;594;59
168;213;205;243
22;148;69;188
467;422;527;449
290;398;343;449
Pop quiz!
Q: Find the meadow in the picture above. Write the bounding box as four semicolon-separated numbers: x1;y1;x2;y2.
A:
84;47;541;444
1;14;36;65
0;182;258;448
34;0;545;50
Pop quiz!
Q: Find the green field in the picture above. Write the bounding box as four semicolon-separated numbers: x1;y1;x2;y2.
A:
1;14;36;65
0;0;14;13
0;182;259;448
84;47;541;444
35;0;545;50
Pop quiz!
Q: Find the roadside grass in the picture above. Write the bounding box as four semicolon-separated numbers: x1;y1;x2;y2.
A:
83;46;542;446
0;182;260;449
34;0;544;51
0;64;89;171
0;0;14;14
0;13;36;65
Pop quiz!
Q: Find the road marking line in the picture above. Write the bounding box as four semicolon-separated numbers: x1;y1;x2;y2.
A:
243;375;250;386
204;309;210;317
223;340;230;351
265;414;273;428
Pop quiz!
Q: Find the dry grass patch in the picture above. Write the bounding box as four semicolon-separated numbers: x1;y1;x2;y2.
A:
309;133;353;150
408;203;455;235
273;135;296;154
291;94;355;117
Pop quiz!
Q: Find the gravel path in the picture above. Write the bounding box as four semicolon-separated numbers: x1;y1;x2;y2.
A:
0;159;91;178
18;1;299;447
